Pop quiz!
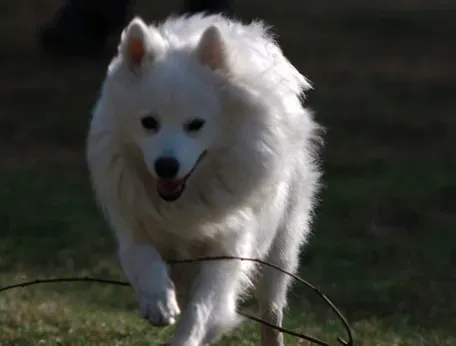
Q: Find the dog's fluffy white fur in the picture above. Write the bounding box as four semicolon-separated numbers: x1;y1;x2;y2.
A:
87;13;321;346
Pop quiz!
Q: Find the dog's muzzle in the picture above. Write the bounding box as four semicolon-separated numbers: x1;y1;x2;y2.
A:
156;151;207;202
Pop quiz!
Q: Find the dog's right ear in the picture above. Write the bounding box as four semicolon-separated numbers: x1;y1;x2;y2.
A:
119;17;165;74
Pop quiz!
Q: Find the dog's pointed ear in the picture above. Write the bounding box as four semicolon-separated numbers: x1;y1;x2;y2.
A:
120;17;164;73
196;25;227;72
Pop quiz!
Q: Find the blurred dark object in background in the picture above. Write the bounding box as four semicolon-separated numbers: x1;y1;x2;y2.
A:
38;0;234;58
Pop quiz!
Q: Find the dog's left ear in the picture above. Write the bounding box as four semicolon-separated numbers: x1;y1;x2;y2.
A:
119;16;165;74
196;25;228;72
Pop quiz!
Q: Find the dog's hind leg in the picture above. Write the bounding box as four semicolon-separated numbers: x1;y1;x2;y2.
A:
255;213;309;346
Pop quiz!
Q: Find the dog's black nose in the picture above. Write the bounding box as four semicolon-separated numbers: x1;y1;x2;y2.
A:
154;157;180;179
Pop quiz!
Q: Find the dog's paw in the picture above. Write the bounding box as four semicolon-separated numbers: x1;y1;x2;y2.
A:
136;282;181;326
118;244;181;326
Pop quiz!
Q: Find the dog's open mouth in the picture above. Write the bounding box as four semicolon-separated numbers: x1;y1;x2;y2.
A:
157;178;186;202
156;151;206;202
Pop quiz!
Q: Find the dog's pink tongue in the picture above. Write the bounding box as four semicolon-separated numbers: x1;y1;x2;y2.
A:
157;179;183;194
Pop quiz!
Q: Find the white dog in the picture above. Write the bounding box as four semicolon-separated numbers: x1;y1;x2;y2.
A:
87;13;321;346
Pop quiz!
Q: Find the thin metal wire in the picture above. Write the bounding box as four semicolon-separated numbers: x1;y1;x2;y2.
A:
0;256;353;346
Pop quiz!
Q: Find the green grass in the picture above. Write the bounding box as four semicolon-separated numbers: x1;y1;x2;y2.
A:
2;157;455;345
1;6;456;346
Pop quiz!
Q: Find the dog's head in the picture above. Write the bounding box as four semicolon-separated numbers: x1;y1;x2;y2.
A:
107;17;231;202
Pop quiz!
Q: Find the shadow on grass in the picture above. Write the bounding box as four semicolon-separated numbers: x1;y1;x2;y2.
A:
0;164;116;274
290;159;456;338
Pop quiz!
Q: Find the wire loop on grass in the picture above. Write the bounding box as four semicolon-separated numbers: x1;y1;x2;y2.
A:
0;256;353;346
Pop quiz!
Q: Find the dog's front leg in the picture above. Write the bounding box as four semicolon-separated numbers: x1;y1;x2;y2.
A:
116;229;181;326
169;238;253;346
169;260;244;346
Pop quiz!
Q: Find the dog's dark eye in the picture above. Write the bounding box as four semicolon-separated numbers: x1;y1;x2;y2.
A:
141;116;159;131
185;119;206;133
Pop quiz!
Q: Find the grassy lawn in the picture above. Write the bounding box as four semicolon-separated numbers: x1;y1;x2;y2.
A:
1;3;455;345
